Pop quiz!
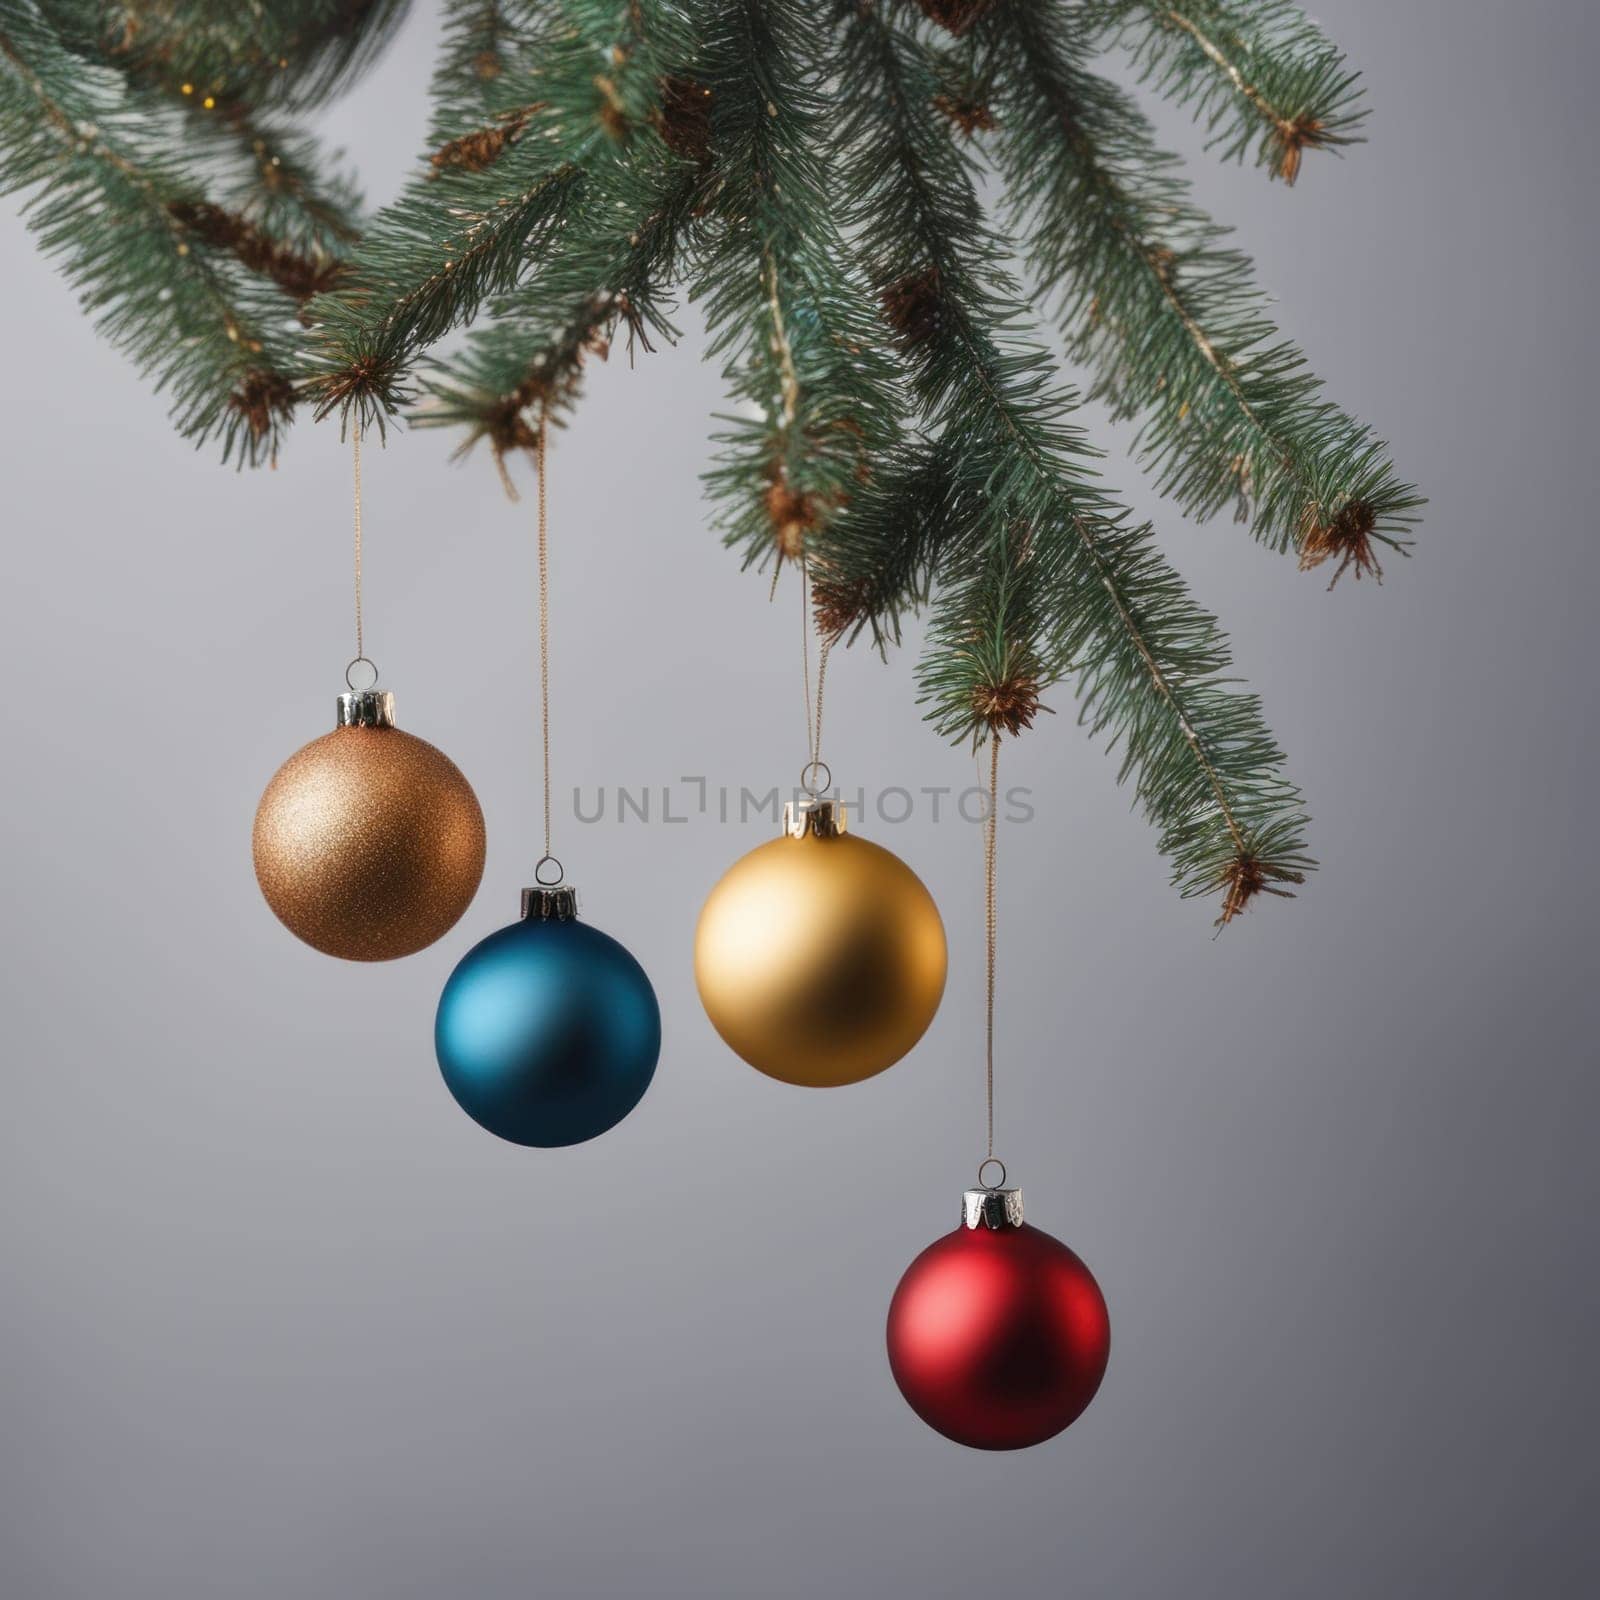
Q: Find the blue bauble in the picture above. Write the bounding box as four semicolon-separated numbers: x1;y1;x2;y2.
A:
436;893;660;1147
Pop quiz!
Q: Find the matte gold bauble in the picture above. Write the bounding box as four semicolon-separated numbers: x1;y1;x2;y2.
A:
253;691;485;961
695;799;947;1086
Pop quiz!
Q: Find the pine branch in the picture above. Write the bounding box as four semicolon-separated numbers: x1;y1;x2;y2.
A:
1086;0;1366;183
303;0;681;431
165;198;344;304
302;159;581;428
54;5;372;297
416;149;701;479
809;446;949;651
980;0;1421;576
437;2;714;445
81;0;411;115
913;0;997;39
429;103;539;177
1;1;302;463
830;0;1310;918
0;0;1418;916
180;101;364;264
692;0;904;571
432;0;528;119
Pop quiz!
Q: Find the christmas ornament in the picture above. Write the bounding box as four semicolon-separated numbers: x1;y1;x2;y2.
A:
436;409;660;1146
885;739;1109;1448
887;1176;1110;1451
695;565;946;1087
253;427;484;960
695;795;947;1086
436;883;659;1147
254;688;485;960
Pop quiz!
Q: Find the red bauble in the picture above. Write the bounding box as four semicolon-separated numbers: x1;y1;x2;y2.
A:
887;1188;1110;1450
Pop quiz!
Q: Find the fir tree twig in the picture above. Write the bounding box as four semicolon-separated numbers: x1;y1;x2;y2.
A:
1086;0;1367;182
191;106;364;257
416;151;702;482
830;0;1311;917
1;0;302;463
0;0;1424;918
89;0;412;116
979;0;1421;575
432;0;528;117
303;0;684;432
692;0;903;570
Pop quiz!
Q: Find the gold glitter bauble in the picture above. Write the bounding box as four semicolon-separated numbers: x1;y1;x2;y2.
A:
694;803;947;1086
252;695;485;962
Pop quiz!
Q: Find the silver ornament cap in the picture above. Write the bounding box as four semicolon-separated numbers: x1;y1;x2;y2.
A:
522;885;579;921
962;1187;1025;1230
336;689;395;729
783;795;848;839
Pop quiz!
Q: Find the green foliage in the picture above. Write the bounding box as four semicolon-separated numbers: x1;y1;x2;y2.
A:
829;0;1309;909
0;0;1425;920
192;118;362;265
303;0;691;432
691;0;903;571
415;2;704;460
1086;0;1366;180
432;0;533;120
302;159;580;430
0;0;388;462
416;157;701;463
3;3;308;462
981;0;1420;568
51;0;413;114
40;3;381;273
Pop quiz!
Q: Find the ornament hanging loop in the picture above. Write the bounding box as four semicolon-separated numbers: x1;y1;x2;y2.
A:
799;758;832;798
534;853;565;887
345;655;380;692
978;1157;1008;1191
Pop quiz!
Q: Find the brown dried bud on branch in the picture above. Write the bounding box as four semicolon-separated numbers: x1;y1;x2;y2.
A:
611;289;656;361
1299;497;1382;588
595;75;630;142
932;93;996;137
428;107;536;177
881;268;945;350
657;76;713;164
812;575;876;642
1215;851;1304;924
480;400;544;460
305;356;399;425
970;665;1050;737
916;0;999;38
1273;116;1332;186
470;401;544;501
766;473;818;561
166;200;342;305
228;369;296;456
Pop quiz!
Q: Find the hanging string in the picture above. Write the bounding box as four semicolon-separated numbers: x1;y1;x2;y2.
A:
800;557;814;755
351;423;366;671
814;637;830;773
351;425;363;660
799;555;831;792
984;734;1001;1166
535;404;557;879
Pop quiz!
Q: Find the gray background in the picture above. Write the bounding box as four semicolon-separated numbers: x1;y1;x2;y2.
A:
2;2;1596;1595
